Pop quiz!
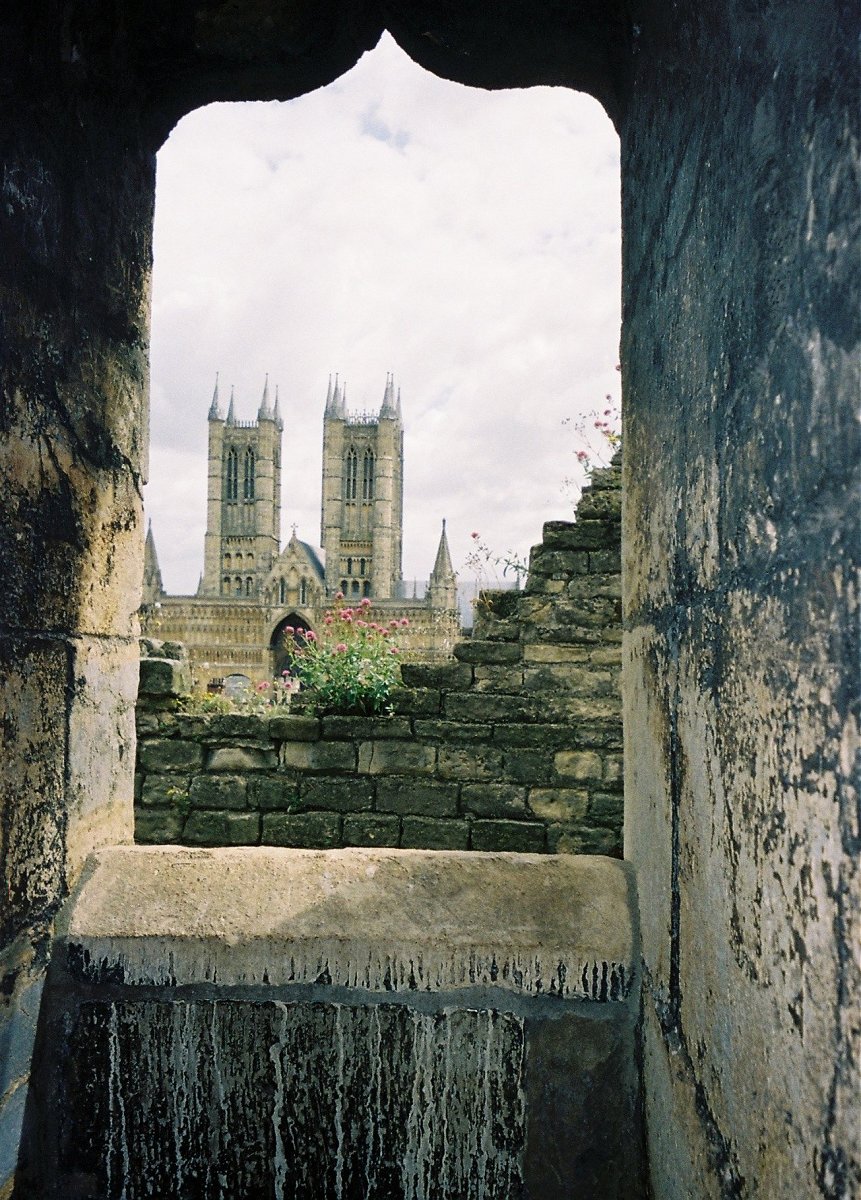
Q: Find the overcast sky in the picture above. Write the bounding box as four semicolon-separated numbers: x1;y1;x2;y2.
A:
147;33;621;595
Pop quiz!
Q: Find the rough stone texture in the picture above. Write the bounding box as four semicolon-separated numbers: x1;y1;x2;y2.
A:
26;850;642;1191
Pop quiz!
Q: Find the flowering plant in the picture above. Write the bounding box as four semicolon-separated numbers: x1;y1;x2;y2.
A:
179;673;298;715
288;596;405;715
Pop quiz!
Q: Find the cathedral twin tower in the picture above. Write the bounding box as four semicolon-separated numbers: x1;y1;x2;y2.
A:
199;372;437;606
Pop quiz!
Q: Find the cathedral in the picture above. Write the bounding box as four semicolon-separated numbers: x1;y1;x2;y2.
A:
142;375;460;685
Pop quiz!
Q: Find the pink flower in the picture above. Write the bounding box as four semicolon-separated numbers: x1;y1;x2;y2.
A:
356;619;367;628
400;617;409;627
390;647;399;655
604;409;612;416
281;669;291;677
390;619;399;628
305;630;317;641
471;531;479;539
284;625;295;634
324;615;333;625
335;591;344;601
360;597;372;608
335;642;347;653
256;681;269;691
576;450;589;463
341;612;353;622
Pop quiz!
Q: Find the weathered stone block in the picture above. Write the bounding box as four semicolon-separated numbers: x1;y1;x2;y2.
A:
138;657;190;697
540;522;616;551
249;777;300;811
188;774;248;810
502;749;553;785
261;811;341;848
443;694;539;723
268;715;321;741
522;644;592;664
376;778;459;816
401;817;469;850
387;687;441;716
528;789;589;823
412;720;492;743
589;791;624;825
138;739;203;773
299;777;375;812
471;821;546;853
554;750;604;782
461;784;528;818
281;741;356;773
603;754;624;785
437;746;505;781
134;807;186;844
528;547;592;577
358;741;436;776
549;825;620;857
568;719;624;750
522;665;617;697
135;712;160;736
566;573;622;600
588;549;622;574
139;775;190;807
342;814;400;847
400;662;472;690
453;640;521;665
183;810;260;846
208;746;278;772
321;715;412;740
492;724;573;750
207;714;274;746
472;665;524;693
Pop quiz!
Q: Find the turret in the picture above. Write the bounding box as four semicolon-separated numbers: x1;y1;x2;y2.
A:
208;373;223;421
427;518;457;611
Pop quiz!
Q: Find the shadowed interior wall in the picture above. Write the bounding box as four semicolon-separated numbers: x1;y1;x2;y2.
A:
0;3;857;1197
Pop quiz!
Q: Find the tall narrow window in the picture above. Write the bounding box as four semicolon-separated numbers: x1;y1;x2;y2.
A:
359;558;366;575
362;448;375;501
234;575;243;595
226;448;238;500
279;577;286;604
245;576;253;596
299;578;307;605
244;447;255;499
347;557;353;575
222;576;230;594
363;580;371;598
345;448;358;501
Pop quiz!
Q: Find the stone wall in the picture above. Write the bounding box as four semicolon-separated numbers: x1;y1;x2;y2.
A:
135;463;623;856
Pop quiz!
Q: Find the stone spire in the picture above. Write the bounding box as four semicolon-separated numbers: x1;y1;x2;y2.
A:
142;519;164;604
324;374;335;414
427;519;457;611
226;386;236;425
258;373;273;420
208;372;223;421
329;374;346;419
380;373;397;419
273;384;283;430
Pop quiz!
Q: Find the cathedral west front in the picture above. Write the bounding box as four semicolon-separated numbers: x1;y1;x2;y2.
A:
142;375;460;685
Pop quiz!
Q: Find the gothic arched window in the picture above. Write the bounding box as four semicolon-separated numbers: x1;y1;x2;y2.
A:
345;448;358;502
347;557;353;575
362;448;375;501
359;558;366;575
234;575;243;595
245;576;253;596
340;579;348;594
351;580;360;597
226;448;238;500
223;576;230;594
299;578;307;605
243;448;255;500
363;580;371;598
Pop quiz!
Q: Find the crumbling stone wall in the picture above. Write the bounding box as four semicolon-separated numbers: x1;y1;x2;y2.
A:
135;463;624;855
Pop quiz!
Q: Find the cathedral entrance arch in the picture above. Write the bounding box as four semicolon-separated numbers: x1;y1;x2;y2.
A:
270;613;313;680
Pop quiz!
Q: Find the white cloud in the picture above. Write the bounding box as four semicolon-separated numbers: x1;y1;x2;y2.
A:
147;33;621;594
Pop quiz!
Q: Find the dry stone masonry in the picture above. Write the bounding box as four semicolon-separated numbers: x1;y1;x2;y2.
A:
135;460;623;856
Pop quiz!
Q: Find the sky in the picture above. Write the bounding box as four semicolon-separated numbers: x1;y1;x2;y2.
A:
147;32;621;596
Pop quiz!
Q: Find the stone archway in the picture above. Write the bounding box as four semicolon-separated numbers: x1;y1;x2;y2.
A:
270;613;313;680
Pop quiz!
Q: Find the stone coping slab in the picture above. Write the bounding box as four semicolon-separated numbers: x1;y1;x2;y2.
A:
61;846;637;1002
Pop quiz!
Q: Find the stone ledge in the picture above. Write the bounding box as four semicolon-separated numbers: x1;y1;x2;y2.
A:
62;846;637;1002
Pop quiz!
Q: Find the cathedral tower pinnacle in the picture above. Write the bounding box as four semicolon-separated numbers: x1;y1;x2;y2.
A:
321;374;404;601
200;383;282;598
